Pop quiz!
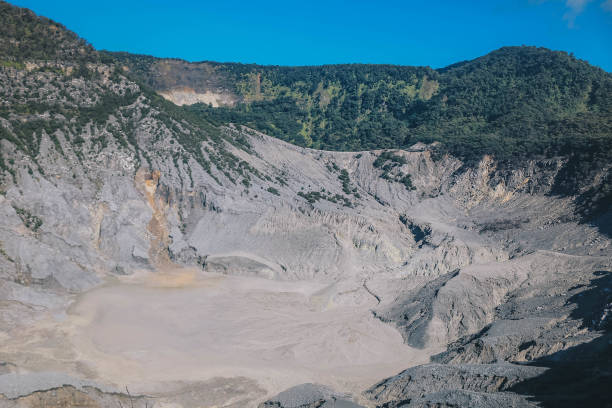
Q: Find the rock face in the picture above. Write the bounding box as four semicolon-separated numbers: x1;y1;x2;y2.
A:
158;86;237;107
364;363;547;407
258;383;365;408
111;55;240;107
1;3;611;408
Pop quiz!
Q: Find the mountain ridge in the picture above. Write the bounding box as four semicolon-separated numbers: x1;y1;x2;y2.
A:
110;46;611;162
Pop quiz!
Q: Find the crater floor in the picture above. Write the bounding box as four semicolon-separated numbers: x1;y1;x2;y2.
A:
4;268;432;405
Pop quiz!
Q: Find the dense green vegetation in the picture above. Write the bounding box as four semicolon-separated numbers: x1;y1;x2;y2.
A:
186;64;435;152
113;47;611;168
0;1;108;63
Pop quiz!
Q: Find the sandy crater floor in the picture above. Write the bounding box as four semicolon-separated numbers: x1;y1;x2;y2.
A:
4;268;432;405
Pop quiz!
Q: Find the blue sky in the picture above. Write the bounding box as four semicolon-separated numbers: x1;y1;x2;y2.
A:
9;0;612;71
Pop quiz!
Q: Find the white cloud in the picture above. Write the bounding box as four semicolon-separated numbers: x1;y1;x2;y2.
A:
534;0;610;26
566;0;591;9
563;0;593;27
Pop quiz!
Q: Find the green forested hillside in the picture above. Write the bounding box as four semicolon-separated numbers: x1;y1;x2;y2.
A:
114;47;612;166
0;1;103;63
192;63;437;151
409;47;612;164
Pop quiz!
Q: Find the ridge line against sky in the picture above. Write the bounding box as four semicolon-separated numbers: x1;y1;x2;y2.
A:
7;0;612;71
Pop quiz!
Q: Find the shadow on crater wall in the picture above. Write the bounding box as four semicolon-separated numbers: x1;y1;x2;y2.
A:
510;270;612;407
